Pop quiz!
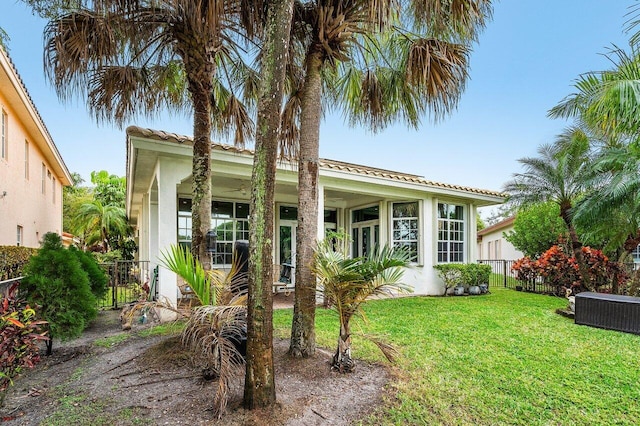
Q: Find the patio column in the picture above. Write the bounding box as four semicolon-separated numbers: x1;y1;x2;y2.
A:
155;157;190;316
317;184;325;240
468;203;478;263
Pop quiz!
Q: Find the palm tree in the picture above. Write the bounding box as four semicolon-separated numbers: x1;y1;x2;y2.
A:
549;46;640;141
311;232;411;373
159;244;248;417
573;144;640;293
285;0;493;358
244;0;295;409
74;199;129;252
43;1;258;269
503;130;593;290
548;43;640;291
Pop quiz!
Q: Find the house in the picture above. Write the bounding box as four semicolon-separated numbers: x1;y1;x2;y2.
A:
125;126;505;308
477;216;523;260
0;46;72;248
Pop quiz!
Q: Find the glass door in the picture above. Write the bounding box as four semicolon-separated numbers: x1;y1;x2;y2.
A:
352;223;379;257
278;220;296;284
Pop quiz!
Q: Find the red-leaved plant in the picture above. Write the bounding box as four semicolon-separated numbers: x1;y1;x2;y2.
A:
512;245;628;294
0;283;48;391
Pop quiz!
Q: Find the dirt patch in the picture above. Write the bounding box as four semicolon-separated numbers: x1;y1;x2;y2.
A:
0;310;390;425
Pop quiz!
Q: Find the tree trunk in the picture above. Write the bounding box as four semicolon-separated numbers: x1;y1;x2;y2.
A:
289;49;323;358
331;320;354;373
187;67;214;271
560;204;591;291
244;0;294;410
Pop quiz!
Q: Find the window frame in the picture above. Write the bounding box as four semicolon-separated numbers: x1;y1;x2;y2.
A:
41;163;46;194
16;225;23;247
1;109;7;160
436;202;466;263
177;197;250;267
391;201;420;264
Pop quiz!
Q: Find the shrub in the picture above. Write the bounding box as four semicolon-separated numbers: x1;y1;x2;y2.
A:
0;246;38;281
512;245;628;294
0;283;48;391
21;233;97;354
69;246;108;300
434;264;491;295
433;264;465;295
461;264;491;286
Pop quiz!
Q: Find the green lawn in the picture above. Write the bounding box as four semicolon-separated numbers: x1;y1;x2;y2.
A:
273;288;640;425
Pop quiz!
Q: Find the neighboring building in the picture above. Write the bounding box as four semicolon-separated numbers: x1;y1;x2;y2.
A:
477;216;523;260
0;46;72;248
126;126;505;307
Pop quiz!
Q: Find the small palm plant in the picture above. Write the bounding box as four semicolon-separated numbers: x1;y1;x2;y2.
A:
159;245;247;417
312;233;411;373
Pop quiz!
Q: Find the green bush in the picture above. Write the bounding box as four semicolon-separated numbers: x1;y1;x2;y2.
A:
69;246;108;300
461;263;492;286
433;264;466;295
434;263;492;294
20;233;97;354
0;246;37;281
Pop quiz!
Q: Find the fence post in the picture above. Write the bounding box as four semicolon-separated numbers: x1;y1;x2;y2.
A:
503;260;507;288
114;261;119;309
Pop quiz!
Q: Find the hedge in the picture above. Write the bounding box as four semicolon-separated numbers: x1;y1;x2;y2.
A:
0;246;38;281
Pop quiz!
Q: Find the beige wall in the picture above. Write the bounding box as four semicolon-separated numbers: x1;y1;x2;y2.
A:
477;224;523;261
0;92;64;248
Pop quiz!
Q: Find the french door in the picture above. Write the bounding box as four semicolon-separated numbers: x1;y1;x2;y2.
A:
352;222;379;258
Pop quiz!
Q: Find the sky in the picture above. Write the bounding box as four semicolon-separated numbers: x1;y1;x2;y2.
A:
0;1;634;211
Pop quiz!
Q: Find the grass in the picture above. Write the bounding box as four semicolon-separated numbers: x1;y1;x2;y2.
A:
41;387;154;426
93;320;184;348
273;288;640;425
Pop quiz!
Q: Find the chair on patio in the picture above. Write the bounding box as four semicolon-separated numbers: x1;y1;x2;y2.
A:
273;263;295;296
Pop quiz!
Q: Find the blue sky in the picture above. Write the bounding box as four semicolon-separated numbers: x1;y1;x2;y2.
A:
0;1;633;198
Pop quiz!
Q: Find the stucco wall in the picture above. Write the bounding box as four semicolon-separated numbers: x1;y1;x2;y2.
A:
0;94;63;248
477;225;523;261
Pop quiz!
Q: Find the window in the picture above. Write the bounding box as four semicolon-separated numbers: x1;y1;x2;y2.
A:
177;198;250;266
17;226;23;246
1;109;6;159
52;177;56;203
437;203;465;263
24;140;29;179
351;206;379;257
41;163;46;194
392;202;419;262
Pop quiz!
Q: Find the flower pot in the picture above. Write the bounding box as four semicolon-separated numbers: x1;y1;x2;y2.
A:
479;284;489;294
453;285;465;296
468;285;481;295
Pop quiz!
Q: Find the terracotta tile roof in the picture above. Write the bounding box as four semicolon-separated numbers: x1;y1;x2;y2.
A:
477;216;516;236
126;125;506;198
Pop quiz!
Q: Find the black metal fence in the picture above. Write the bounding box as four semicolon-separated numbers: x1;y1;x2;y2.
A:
98;261;157;309
478;259;639;295
478;259;556;294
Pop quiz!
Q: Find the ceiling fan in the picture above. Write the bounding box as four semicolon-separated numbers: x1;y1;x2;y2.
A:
222;183;248;196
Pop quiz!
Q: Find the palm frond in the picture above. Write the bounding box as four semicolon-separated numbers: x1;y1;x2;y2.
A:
182;304;247;417
159;244;213;306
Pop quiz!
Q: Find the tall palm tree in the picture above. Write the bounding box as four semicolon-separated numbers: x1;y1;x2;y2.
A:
43;0;258;269
244;0;295;409
549;46;640;141
573;144;640;292
548;43;640;290
503;130;593;289
284;0;493;358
